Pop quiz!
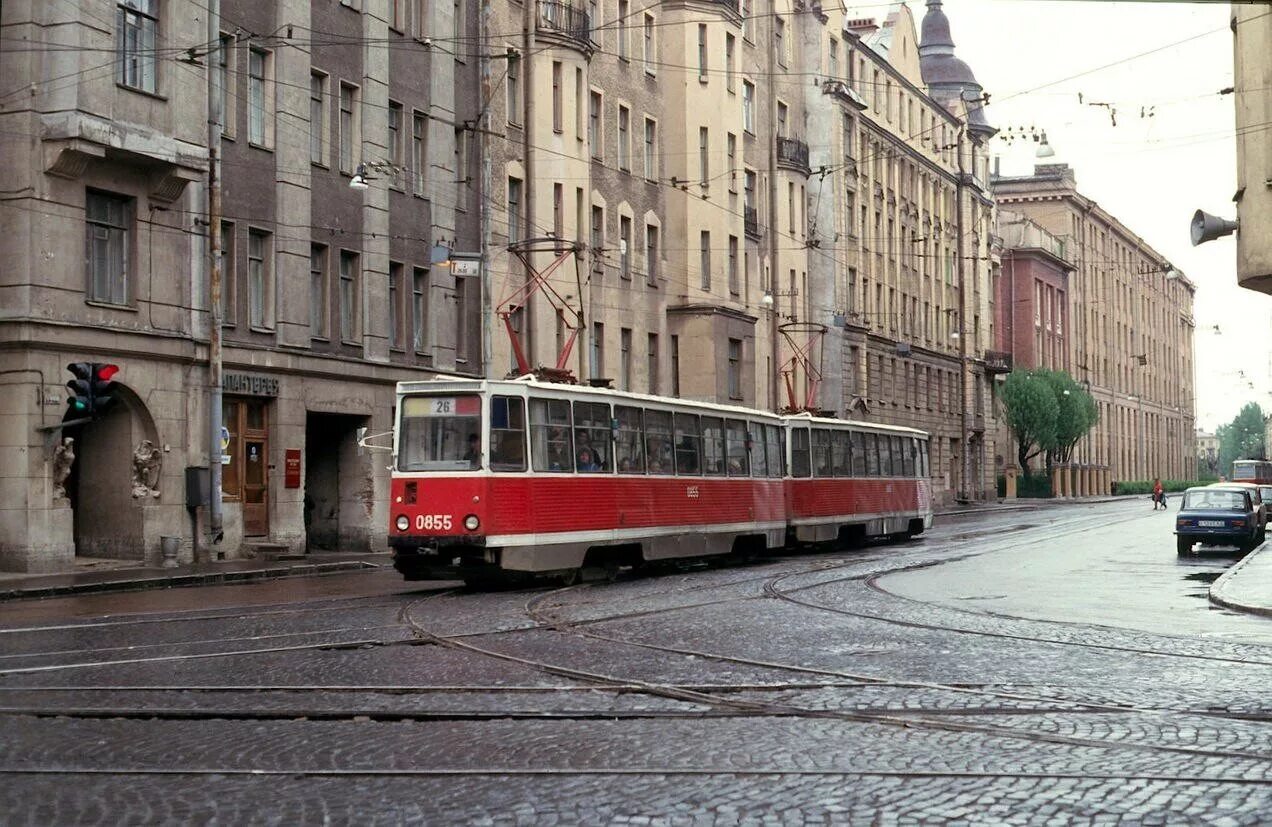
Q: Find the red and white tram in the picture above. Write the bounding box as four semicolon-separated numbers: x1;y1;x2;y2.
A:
388;376;932;586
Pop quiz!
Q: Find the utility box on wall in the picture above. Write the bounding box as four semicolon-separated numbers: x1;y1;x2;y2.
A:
185;466;210;510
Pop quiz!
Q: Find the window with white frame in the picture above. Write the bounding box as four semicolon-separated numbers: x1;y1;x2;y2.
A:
575;68;585;140
620;328;632;391
117;0;157;93
412;112;427;195
507;53;521;125
389;262;404;349
620;216;632;279
339;83;359;173
86;190;131;306
725;33;736;91
726;132;737;191
310;71;327;165
700;231;711;291
617;105;630;170
310;244;328;338
248;49;274;147
742;81;754;133
643;14;655;73
339;250;359;342
727;338;742;399
647;333;659;394
551;61;562;132
643;117;657;180
645;223;658;286
774;17;786;67
728;234;739;295
589;90;602;158
617;0;629;59
388;101;404;187
248;229;273;329
741;0;753;41
697;24;708;79
413;267;429;352
699;126;709;184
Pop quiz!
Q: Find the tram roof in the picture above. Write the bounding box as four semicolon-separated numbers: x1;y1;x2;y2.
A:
396;375;928;437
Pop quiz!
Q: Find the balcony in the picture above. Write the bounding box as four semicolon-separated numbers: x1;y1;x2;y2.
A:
744;206;760;239
537;1;592;51
775;137;811;176
983;349;1013;374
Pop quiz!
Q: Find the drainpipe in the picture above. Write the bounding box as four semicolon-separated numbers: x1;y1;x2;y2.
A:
206;0;224;556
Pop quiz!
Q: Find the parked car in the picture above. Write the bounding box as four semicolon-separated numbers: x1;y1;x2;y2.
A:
1176;485;1263;555
1210;481;1267;541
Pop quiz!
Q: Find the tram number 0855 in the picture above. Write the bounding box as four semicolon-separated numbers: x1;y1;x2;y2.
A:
415;514;453;531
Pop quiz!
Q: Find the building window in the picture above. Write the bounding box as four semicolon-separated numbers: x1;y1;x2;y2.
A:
390;0;405;30
828;35;838;78
620;328;632;391
86;190;131;306
507;52;521;124
774;17;786;66
339;83;359;173
620;216;632;279
700;230;711;291
617;0;629;59
414;0;428;38
742;81;754;133
219;34;235;138
220;221;235;323
647;333;660;395
117;0;157;92
645;224;658;286
744;169;756;212
728;235;739;295
741;0;753;41
727;339;742;399
389;262;404;349
553;182;564;248
413;267;429;353
247;230;273;329
575;68;585;140
248;49;274;147
507;177;522;244
412;112;427;195
697;24;708;79
388;101;404;187
699;126;709;184
725;33;736;91
339;250;359;342
727;133;737;191
643;14;655;73
644;117;657;180
310;72;327;165
617;105;630;170
551;61;563;132
592;322;604;379
671;334;680;396
589;91;602;158
310;244;328;338
777;101;788;138
590;205;604;270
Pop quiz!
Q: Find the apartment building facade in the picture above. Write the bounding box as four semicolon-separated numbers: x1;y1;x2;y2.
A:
993;164;1197;486
0;0;481;572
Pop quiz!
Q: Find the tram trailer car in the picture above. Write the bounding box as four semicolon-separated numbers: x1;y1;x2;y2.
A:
388;378;933;586
1232;460;1272;485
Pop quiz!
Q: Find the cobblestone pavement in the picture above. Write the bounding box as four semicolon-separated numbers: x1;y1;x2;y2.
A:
2;501;1271;824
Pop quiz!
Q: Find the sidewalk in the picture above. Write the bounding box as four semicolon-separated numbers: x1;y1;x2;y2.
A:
0;552;389;602
1209;544;1272;618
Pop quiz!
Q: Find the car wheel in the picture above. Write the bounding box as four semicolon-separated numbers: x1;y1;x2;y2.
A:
1176;536;1193;556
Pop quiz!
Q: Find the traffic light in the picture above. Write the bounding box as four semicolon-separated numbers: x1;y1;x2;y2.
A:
66;362;120;418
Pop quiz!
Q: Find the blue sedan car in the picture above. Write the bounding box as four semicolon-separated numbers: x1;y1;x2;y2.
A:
1175;485;1262;555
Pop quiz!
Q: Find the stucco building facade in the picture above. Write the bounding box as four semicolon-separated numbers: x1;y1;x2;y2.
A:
993;163;1197;487
0;0;481;571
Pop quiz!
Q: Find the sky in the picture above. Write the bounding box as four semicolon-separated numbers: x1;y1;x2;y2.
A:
892;0;1262;432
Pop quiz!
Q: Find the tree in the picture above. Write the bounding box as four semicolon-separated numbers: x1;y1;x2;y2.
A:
1038;370;1099;466
1217;403;1266;477
1000;369;1057;473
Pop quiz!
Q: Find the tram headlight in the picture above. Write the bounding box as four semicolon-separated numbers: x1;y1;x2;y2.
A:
464;514;480;531
395;515;410;532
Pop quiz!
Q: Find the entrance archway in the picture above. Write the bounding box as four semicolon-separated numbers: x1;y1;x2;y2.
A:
64;384;159;560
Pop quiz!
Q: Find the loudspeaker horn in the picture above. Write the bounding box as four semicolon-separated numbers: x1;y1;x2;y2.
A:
1190;209;1238;247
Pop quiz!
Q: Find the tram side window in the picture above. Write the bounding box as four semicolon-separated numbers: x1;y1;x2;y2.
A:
851;431;866;476
902;437;915;477
791;428;812;477
891;436;905;476
529;398;573;472
832;430;851;477
879;436;894;476
673;413;701;475
398;394;482;471
920;440;930;477
726;419;750;476
765;424;783;477
750;423;767;477
812;428;833;477
645;409;674;474
864;433;879;476
702;416;726;475
614;406;645;473
573;401;612;472
489;396;527;471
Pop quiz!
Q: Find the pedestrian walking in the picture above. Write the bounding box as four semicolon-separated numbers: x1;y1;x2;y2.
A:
1152;478;1165;510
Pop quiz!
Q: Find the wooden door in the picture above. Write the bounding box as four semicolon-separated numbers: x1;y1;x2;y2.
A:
224;398;270;536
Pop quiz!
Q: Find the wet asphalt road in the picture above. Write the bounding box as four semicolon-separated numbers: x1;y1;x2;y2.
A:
1;499;1270;824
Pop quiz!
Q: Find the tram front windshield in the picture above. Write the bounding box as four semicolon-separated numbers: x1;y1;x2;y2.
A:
398;394;482;471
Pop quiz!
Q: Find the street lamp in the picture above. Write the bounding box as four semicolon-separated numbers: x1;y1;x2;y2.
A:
348;160;406;190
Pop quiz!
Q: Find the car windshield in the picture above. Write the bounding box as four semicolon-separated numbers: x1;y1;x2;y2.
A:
1183;490;1246;511
398;394;482;471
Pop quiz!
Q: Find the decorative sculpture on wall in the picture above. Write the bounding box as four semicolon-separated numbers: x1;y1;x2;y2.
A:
52;437;75;500
131;439;162;499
